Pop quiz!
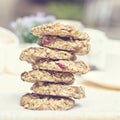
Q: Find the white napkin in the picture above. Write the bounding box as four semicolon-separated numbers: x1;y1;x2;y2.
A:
83;28;108;70
0;27;19;73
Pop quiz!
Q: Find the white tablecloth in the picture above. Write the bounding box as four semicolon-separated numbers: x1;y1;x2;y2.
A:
0;74;120;120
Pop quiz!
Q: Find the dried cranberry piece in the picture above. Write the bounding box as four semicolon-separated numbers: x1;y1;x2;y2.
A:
42;37;51;46
69;36;73;41
56;63;66;70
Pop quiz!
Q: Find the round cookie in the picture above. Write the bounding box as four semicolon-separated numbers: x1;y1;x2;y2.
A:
38;36;90;55
31;82;85;99
20;93;75;110
31;23;90;40
32;60;89;74
21;70;74;84
20;47;76;63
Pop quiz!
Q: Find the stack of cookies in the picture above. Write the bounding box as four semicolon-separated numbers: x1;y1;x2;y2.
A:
20;23;90;110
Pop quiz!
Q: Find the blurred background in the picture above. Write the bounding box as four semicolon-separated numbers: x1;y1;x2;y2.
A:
1;1;120;114
0;0;120;39
0;0;120;74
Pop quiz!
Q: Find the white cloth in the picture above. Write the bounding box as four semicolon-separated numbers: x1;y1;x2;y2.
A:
0;74;120;120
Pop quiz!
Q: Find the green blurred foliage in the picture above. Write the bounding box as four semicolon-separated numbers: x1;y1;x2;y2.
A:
48;2;83;20
21;22;40;43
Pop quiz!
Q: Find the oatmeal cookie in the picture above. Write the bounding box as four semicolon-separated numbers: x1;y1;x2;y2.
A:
38;36;90;55
20;47;76;63
32;60;89;74
20;93;75;110
31;23;90;40
21;70;74;84
31;82;85;99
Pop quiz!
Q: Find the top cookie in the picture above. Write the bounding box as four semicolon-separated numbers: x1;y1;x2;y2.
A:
31;23;90;40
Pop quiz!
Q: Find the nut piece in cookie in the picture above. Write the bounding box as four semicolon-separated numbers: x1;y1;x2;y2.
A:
21;70;74;84
20;93;75;110
31;82;85;99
